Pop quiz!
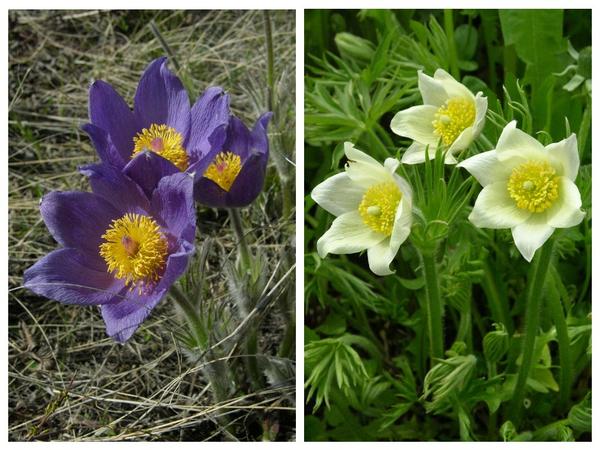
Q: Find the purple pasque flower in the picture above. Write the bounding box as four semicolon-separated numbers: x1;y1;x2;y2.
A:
194;111;272;208
23;164;196;343
83;56;230;178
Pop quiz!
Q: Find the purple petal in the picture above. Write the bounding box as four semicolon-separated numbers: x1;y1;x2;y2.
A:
40;191;120;261
79;163;151;214
222;115;252;160
24;248;124;305
89;80;138;162
188;123;228;175
100;242;193;342
250;112;272;158
123;151;180;199
133;57;190;140
151;172;196;243
81;123;126;167
227;152;268;207
187;87;230;159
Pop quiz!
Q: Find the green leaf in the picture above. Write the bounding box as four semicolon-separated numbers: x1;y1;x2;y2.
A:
499;10;568;89
568;393;591;433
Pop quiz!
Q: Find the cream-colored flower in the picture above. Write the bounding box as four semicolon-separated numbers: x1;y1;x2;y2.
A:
311;142;413;276
458;121;585;262
390;69;487;165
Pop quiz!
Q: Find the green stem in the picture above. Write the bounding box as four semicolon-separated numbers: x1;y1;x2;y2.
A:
510;240;555;424
443;9;460;80
487;361;498;438
420;250;444;362
481;259;513;334
170;284;207;349
577;94;591;160
548;268;573;410
228;208;252;270
263;10;275;112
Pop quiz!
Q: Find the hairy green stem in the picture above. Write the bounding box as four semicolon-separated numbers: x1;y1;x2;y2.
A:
443;10;460;80
481;259;513;333
510;240;555;424
228;208;252;270
548;268;573;410
421;250;444;362
263;10;275;112
577;94;591;159
170;284;207;349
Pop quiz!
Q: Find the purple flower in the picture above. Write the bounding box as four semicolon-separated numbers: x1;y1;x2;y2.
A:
83;56;230;178
194;112;272;208
23;165;196;343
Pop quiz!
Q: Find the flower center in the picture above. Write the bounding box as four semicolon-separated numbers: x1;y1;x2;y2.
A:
432;98;476;146
358;182;402;236
507;160;559;213
99;213;168;288
132;124;189;171
204;151;242;192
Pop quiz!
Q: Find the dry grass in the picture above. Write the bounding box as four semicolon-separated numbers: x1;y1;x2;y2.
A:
9;9;296;441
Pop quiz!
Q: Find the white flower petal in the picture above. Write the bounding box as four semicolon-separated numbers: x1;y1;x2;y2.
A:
317;211;385;257
434;68;475;101
393;173;413;204
469;181;531;228
511;215;555;262
384;157;400;174
401;142;432;165
473;92;488;138
311;172;364;217
495;120;546;164
344;141;381;167
344;142;391;188
458;150;512;186
546;176;585;228
546;134;579;181
448;125;475;154
390;196;412;251
390;105;439;146
367;239;396;276
418;70;449;106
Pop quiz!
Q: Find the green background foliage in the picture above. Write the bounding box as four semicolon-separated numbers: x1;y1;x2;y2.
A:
304;9;591;441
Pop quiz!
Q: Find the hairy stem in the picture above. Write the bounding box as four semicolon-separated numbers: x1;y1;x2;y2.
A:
420;250;444;362
170;284;207;349
548;268;573;410
510;240;555;424
228;208;252;270
481;259;513;333
577;93;591;159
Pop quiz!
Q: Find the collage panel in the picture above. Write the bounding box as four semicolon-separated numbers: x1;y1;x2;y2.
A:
304;9;591;442
8;9;295;441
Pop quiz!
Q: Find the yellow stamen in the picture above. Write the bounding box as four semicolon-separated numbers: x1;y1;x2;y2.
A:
132;124;189;171
432;98;476;146
99;213;168;289
507;160;559;213
204;151;242;192
358;182;402;236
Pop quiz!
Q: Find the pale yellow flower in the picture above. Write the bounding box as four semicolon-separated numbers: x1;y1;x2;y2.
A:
391;69;487;164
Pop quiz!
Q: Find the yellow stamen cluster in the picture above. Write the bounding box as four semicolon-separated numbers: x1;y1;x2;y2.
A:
358;182;402;236
132;123;189;171
432;98;476;146
204;151;242;192
99;213;168;289
507;160;559;213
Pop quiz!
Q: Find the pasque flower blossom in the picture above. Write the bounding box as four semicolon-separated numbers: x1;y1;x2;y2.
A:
311;142;413;276
457;121;585;262
83;57;230;177
390;69;487;165
84;56;271;208
24;165;196;342
194;112;272;208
